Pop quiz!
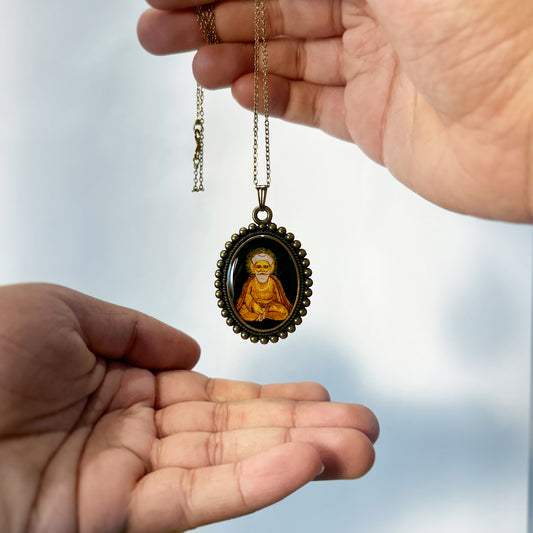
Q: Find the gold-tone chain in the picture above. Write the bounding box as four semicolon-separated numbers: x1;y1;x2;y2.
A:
193;3;219;192
195;0;270;195
253;0;271;190
193;84;205;191
196;3;219;45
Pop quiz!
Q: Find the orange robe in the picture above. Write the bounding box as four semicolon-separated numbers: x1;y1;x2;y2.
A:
236;275;293;322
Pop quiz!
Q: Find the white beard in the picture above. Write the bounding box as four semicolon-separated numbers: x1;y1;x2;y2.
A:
255;272;270;284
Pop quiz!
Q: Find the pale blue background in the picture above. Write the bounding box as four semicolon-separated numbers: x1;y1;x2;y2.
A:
1;2;531;532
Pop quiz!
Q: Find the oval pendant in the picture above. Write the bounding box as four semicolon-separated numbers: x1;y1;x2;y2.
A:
215;211;312;344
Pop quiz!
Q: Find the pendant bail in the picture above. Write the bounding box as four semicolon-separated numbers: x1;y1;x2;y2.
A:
256;185;268;209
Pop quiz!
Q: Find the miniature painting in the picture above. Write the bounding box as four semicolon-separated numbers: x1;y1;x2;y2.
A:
236;249;293;322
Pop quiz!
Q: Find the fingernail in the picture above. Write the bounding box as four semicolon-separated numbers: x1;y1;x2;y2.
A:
315;464;325;478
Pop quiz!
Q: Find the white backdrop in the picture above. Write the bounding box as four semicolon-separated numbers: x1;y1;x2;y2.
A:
0;2;531;532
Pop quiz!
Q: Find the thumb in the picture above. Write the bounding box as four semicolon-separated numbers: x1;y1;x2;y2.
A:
56;284;201;370
129;442;323;532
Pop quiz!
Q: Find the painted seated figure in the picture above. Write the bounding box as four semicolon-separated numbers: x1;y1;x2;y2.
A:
236;251;292;322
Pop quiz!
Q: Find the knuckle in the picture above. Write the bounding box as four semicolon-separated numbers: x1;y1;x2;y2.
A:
213;402;230;432
178;470;196;530
206;432;224;466
295;39;307;80
233;462;250;511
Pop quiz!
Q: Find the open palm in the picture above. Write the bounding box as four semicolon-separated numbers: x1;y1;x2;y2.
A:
138;0;533;221
0;284;378;533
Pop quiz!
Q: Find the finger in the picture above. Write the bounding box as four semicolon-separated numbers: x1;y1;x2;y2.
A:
58;285;201;370
152;427;375;479
137;0;344;55
129;442;323;532
156;370;330;407
193;39;345;88
146;0;218;9
232;73;351;141
137;8;201;54
156;399;380;443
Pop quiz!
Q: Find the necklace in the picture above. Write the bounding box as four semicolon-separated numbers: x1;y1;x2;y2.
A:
193;3;219;192
196;0;312;344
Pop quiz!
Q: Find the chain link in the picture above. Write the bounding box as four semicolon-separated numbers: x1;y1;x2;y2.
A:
197;3;219;44
193;3;219;192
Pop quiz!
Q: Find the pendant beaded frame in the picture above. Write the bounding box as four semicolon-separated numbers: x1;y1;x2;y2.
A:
215;221;312;344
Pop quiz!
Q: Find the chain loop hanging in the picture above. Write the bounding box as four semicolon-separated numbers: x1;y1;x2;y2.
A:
193;3;220;192
195;0;271;196
252;0;271;192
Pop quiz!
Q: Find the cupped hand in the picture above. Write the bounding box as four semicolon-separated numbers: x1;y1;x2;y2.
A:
138;0;533;221
0;284;378;533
